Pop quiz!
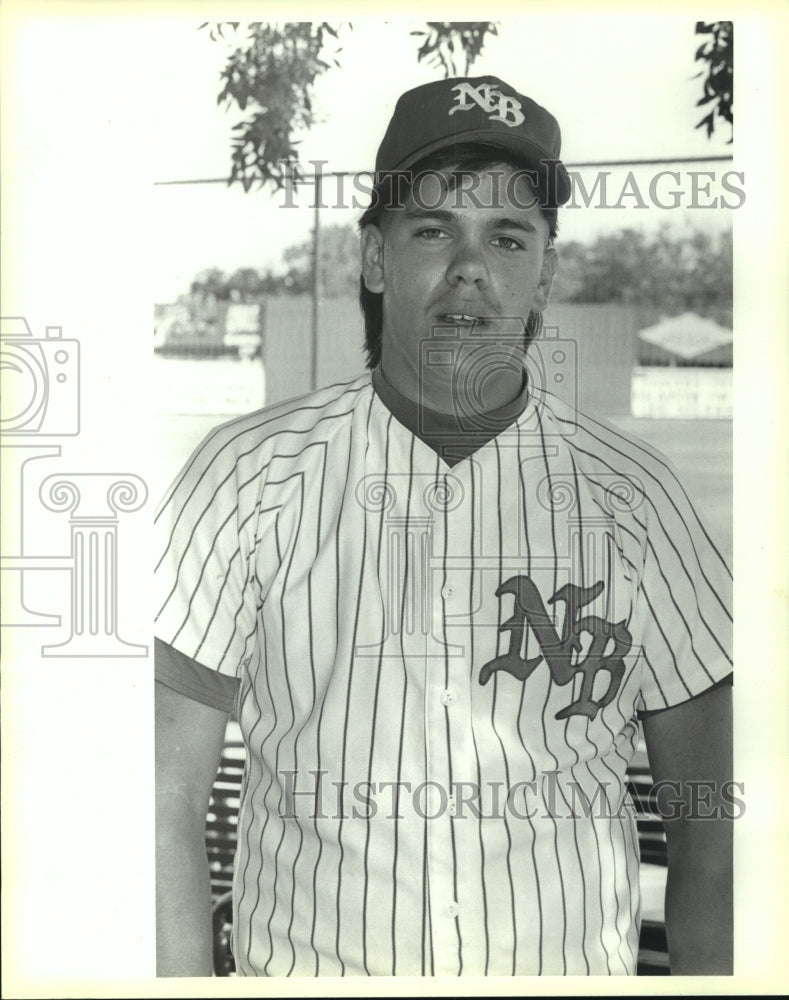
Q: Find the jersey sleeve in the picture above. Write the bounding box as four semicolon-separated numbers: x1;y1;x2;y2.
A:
154;423;261;682
155;637;240;714
632;458;733;713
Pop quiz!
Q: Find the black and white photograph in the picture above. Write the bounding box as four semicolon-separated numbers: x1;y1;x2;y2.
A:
2;4;788;995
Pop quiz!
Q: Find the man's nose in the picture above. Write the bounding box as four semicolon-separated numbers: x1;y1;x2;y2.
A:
445;238;489;286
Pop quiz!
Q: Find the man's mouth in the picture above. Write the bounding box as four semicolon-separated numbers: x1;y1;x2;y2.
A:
439;313;488;326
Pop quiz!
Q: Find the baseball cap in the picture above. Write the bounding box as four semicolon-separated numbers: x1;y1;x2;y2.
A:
375;75;572;206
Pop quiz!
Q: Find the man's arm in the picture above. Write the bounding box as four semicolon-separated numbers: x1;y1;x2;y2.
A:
642;681;733;975
155;678;229;976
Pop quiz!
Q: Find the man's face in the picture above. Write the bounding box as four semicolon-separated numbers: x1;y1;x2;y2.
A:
361;164;557;386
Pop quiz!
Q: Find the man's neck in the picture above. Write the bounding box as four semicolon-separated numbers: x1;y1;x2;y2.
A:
372;364;531;466
380;351;525;416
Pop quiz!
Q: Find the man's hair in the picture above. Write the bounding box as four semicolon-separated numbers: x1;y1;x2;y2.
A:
357;144;560;370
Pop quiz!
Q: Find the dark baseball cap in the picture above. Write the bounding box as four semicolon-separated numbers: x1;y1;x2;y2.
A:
375;75;572;206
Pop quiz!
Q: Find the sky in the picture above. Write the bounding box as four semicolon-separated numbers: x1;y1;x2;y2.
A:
150;16;738;301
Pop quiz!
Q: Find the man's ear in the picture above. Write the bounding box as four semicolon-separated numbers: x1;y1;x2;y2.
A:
360;225;385;294
532;245;558;313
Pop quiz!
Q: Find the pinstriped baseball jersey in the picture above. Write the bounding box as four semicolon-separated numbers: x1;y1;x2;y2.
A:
154;372;732;976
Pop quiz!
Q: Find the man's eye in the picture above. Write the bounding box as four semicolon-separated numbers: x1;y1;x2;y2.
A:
417;228;449;240
492;236;524;251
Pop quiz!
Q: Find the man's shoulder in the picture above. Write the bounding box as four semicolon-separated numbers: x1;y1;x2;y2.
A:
529;389;700;530
531;388;677;483
156;374;373;515
197;373;373;458
532;391;732;583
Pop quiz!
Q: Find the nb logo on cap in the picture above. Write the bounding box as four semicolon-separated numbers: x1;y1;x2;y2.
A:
449;82;525;128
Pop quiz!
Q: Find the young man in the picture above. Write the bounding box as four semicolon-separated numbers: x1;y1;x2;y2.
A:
155;75;733;977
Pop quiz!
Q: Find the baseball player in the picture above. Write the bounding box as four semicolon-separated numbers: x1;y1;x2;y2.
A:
155;76;733;977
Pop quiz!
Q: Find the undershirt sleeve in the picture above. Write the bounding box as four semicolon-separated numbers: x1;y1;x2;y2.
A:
638;670;732;718
155;637;240;715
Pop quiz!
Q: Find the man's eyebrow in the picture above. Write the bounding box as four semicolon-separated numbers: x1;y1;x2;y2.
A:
402;206;538;234
402;207;456;223
488;215;538;234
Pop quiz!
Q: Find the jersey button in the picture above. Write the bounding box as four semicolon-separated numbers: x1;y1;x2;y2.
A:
443;901;459;919
441;585;454;599
440;689;455;706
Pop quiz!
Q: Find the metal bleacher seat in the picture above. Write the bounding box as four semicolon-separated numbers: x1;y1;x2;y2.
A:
206;724;669;976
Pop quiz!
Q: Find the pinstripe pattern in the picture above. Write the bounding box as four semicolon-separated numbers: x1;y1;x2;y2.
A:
155;375;732;976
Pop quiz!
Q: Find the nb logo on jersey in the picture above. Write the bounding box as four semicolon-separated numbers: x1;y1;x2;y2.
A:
480;575;631;720
449;83;525;128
